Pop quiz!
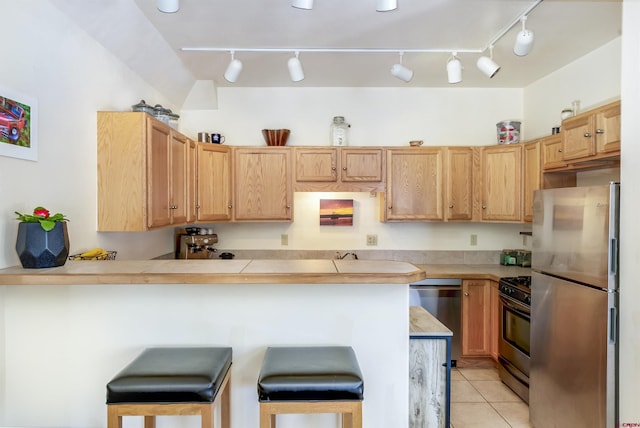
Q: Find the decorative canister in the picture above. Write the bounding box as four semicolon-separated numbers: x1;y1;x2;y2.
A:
496;121;521;144
330;116;350;146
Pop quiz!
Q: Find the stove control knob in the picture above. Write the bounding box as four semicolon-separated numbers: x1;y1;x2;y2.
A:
203;238;209;244
525;295;531;304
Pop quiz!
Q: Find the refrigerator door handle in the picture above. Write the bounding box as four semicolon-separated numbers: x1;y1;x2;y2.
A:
609;237;619;275
609;306;617;344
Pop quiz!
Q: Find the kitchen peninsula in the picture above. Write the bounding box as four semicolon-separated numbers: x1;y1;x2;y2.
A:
0;259;423;428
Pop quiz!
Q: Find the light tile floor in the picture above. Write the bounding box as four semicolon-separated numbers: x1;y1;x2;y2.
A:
450;367;533;428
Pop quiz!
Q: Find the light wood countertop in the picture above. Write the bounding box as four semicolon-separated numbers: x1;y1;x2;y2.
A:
415;264;531;281
409;306;453;337
0;259;425;286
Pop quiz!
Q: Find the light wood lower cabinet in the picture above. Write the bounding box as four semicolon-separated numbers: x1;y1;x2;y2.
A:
490;281;500;361
98;112;191;231
233;148;293;221
462;279;492;356
197;143;232;222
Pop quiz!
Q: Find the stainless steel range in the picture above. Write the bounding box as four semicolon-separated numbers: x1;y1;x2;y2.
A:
497;275;531;403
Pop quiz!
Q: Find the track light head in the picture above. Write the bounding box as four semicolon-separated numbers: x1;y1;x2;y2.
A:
292;0;313;10
377;0;397;12
288;52;305;82
514;16;534;56
157;0;179;13
477;46;500;78
224;52;243;83
446;52;462;84
390;52;413;82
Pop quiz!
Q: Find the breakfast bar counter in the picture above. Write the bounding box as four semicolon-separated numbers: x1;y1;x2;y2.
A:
0;259;423;428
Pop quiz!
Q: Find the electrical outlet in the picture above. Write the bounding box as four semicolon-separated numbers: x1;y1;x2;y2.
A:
281;234;288;246
470;234;478;246
366;234;378;246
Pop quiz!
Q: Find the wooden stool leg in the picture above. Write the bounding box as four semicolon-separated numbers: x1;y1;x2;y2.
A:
221;375;231;428
342;412;352;428
107;406;122;428
143;416;155;428
352;403;362;428
201;404;213;428
259;403;273;428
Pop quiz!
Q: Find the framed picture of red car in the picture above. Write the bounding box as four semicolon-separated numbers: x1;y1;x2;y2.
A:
0;87;38;161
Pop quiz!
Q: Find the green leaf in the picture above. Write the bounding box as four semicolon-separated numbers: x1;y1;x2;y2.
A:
39;219;55;231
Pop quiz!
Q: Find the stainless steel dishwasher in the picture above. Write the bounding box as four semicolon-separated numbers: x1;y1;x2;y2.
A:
409;278;462;365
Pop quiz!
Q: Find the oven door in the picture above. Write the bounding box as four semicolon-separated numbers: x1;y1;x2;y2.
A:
498;294;531;388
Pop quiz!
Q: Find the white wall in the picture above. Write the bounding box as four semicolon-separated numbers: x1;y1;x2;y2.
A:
524;37;621;139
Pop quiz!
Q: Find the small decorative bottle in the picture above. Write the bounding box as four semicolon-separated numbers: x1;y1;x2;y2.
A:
330;116;350;146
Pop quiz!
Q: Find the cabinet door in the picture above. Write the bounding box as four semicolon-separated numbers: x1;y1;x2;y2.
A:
562;113;595;160
445;147;473;221
341;148;383;182
169;131;189;225
295;148;337;182
595;102;621;154
385;148;444;221
147;119;172;228
490;281;500;361
523;140;541;223
234;148;292;221
197;143;232;222
541;134;565;170
462;279;491;356
186;140;197;223
480;145;522;222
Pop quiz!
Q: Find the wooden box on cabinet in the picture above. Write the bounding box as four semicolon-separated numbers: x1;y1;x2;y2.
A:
233;147;293;221
294;147;384;192
98;112;191;231
462;279;492;356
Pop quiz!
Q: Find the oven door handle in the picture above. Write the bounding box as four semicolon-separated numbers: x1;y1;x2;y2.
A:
500;296;530;317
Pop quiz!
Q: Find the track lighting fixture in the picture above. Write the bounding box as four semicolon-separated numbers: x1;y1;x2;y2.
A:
446;52;462;84
390;52;413;82
157;0;179;13
288;52;305;82
476;45;500;78
292;0;313;10
514;16;534;56
377;0;397;12
224;51;243;83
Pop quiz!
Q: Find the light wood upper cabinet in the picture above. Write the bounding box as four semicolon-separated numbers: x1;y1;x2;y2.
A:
383;147;444;221
480;145;522;222
462;279;492;357
187;140;198;223
445;147;474;221
541;134;566;170
562;100;620;161
98;112;191;231
197;143;232;222
234;148;292;221
294;147;384;192
523;140;541;223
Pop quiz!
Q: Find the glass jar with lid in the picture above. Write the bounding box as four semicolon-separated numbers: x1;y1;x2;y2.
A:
330;116;350;146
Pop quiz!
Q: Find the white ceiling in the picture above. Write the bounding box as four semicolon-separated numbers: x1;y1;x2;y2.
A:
51;0;622;102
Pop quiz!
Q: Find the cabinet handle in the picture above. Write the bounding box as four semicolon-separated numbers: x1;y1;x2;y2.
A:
342;167;347;171
449;205;454;208
331;166;337;171
596;129;605;134
227;204;232;209
558;149;563;152
286;205;291;209
584;132;592;138
195;204;200;209
388;206;393;210
464;292;470;296
482;205;487;209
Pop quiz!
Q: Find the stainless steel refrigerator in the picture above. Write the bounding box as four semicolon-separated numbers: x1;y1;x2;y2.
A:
530;183;619;428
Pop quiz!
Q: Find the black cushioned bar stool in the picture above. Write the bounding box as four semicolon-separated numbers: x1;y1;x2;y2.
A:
257;346;364;428
106;347;232;428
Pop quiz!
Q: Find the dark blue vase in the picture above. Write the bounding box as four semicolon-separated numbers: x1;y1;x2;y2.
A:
15;222;70;268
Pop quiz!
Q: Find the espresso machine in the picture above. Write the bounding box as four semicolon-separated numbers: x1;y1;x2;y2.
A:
176;228;218;259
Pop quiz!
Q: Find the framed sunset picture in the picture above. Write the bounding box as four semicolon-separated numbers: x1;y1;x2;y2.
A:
320;199;354;226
